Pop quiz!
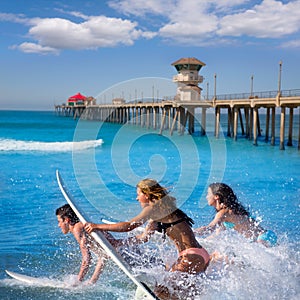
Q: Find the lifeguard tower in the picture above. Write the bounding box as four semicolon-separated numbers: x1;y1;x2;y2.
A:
172;57;206;101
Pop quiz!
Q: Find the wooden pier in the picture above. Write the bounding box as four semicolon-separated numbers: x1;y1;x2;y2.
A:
55;88;300;150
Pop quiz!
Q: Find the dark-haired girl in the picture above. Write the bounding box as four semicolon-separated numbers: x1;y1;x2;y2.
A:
195;183;277;247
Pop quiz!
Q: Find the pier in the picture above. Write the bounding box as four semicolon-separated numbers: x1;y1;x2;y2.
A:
55;57;300;150
55;89;300;150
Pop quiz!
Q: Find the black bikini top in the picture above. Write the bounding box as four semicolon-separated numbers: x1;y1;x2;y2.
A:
155;209;194;237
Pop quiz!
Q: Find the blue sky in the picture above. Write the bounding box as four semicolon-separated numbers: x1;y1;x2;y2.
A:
1;0;300;110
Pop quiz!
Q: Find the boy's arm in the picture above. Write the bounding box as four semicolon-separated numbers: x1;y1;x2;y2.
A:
73;225;91;282
89;257;105;284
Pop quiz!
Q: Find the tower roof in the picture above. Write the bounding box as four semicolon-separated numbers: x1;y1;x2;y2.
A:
171;57;206;67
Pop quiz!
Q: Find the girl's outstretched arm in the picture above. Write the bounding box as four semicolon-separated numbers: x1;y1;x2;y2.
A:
194;210;226;236
194;225;216;236
85;206;152;234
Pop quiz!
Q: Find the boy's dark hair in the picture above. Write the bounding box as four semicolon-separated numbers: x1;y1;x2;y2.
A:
56;204;80;225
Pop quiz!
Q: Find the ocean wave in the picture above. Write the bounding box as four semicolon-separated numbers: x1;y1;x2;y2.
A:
0;138;103;152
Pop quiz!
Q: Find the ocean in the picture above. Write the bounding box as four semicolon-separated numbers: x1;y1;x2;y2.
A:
0;110;299;299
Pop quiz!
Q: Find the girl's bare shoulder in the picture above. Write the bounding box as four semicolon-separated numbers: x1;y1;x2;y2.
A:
215;209;227;219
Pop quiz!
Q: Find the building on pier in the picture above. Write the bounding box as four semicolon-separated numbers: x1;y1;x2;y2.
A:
172;57;206;102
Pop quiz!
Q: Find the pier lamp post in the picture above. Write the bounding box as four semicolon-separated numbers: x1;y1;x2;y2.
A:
250;75;254;97
206;82;209;100
278;60;282;95
152;85;154;103
214;73;217;100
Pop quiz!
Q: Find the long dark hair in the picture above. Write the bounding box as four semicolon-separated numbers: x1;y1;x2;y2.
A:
209;183;250;217
56;204;80;225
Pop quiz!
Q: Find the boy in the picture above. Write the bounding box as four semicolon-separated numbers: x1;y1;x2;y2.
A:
56;204;106;284
56;204;163;285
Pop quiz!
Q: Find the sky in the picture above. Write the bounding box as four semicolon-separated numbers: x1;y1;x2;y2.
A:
1;0;300;110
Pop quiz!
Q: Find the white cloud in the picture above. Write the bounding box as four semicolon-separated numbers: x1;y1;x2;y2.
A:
2;0;300;54
108;0;250;16
280;39;300;48
10;42;59;55
0;12;30;24
218;0;300;38
1;10;155;54
212;0;252;10
28;16;152;50
108;0;176;16
158;0;218;44
67;11;90;20
109;0;300;45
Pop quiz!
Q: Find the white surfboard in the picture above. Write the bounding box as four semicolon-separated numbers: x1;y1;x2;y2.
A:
56;170;158;300
5;270;68;288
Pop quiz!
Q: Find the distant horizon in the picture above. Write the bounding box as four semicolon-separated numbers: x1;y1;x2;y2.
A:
3;85;300;112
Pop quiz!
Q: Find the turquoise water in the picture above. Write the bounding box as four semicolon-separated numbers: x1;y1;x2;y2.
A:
0;110;299;299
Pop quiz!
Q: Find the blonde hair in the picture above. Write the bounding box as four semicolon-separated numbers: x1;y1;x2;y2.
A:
137;178;168;203
137;178;176;218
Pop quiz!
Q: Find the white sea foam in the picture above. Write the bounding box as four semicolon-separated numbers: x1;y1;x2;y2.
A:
135;232;300;300
0;138;103;152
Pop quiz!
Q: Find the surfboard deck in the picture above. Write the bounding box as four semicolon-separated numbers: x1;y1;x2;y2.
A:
56;170;159;300
6;270;42;284
5;270;67;288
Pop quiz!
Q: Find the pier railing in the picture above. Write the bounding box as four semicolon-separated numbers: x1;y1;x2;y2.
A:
211;89;300;101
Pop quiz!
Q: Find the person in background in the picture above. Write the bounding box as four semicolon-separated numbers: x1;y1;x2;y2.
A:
56;204;106;284
85;178;210;299
194;182;277;247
